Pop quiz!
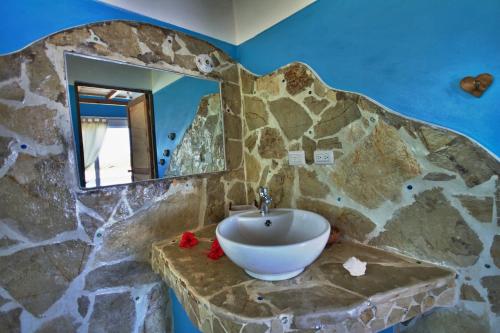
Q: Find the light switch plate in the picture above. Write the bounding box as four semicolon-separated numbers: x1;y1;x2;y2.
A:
288;151;306;166
314;150;334;165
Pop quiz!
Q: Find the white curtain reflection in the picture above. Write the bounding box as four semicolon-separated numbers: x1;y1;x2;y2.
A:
81;118;108;170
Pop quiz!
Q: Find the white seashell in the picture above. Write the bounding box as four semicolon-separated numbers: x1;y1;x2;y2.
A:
343;256;367;276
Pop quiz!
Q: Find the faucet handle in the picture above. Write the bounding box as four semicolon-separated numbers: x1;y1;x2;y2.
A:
258;186;269;197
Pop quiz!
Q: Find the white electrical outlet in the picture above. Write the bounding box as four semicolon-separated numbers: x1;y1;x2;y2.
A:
288;151;306;166
314;150;334;165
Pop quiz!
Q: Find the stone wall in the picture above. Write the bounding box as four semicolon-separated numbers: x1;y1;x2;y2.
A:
0;21;246;332
239;63;500;331
166;93;225;177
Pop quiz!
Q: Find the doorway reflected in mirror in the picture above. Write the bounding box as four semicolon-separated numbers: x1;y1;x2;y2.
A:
66;53;225;189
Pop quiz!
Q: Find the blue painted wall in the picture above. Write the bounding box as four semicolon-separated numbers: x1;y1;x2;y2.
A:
237;0;500;156
0;0;236;58
153;77;219;177
170;289;201;333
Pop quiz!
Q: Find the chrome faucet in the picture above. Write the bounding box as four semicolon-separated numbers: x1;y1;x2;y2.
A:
258;186;273;216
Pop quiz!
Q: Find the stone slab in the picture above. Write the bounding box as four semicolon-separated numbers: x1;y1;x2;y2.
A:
152;224;456;332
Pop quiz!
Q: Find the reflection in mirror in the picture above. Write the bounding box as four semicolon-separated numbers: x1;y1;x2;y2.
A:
66;53;225;189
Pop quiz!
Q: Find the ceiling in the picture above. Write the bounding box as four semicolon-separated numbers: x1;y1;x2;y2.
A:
99;0;315;45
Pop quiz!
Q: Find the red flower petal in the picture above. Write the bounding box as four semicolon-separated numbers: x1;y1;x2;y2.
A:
207;239;224;260
179;232;199;248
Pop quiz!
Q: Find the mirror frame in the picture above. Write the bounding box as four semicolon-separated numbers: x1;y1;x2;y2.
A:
64;51;226;190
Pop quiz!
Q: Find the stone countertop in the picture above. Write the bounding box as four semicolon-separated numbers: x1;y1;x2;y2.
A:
151;225;456;333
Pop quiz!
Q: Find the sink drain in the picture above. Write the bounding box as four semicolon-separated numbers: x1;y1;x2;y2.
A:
265;220;272;227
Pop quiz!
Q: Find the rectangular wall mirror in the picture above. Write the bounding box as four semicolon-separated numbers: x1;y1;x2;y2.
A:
66;53;225;189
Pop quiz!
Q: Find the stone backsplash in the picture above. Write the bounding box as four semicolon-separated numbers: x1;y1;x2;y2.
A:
0;21;245;332
240;63;499;331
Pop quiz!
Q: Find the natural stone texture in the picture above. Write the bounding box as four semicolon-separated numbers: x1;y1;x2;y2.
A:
79;213;104;239
455;195;493;223
492;235;500;268
0;19;243;333
0;295;10;307
297;197;375;241
242;323;269;333
302;136;316;165
423;172;456;181
255;73;281;96
0;308;22;333
320;263;451;300
221;82;241;115
284;63;313;95
227;181;246;204
481;275;500;314
0;103;61;145
77;295;90;318
258;166;270;187
153;224;455;332
258;127;286;159
0;240;91;316
426;137;500;187
142;283;170;333
220;65;239;84
0;236;19;248
240;68;256;94
298;168;329;199
47;26;91;47
244;96;267;130
174;54;197;71
317;137;342;150
268;167;294;207
35;315;80;333
126;181;171;212
0;136;12;166
226;140;242;169
265;285;364;317
387;308;405;326
371;188;483;267
460;284;485;302
93;22;141;58
77;189;121;222
224;112;242;140
181;33;215;55
0;82;25;101
269;98;313;140
0;54;21;81
245;133;258;152
136;25;173;63
303;96;329;115
331;121;421;209
85;260;159;291
24;44;65;103
314;99;362;138
98;187;202;262
167;94;224;177
419;127;457;152
89;292;136;333
205;176;225;225
401;308;490;333
245;153;261;183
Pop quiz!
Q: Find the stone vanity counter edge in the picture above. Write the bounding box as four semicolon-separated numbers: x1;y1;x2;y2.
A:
151;225;456;333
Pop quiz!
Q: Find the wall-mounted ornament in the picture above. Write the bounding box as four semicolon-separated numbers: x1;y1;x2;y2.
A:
195;54;214;74
460;73;493;97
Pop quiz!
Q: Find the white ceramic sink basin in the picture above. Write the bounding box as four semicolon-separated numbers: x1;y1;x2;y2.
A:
216;209;330;281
